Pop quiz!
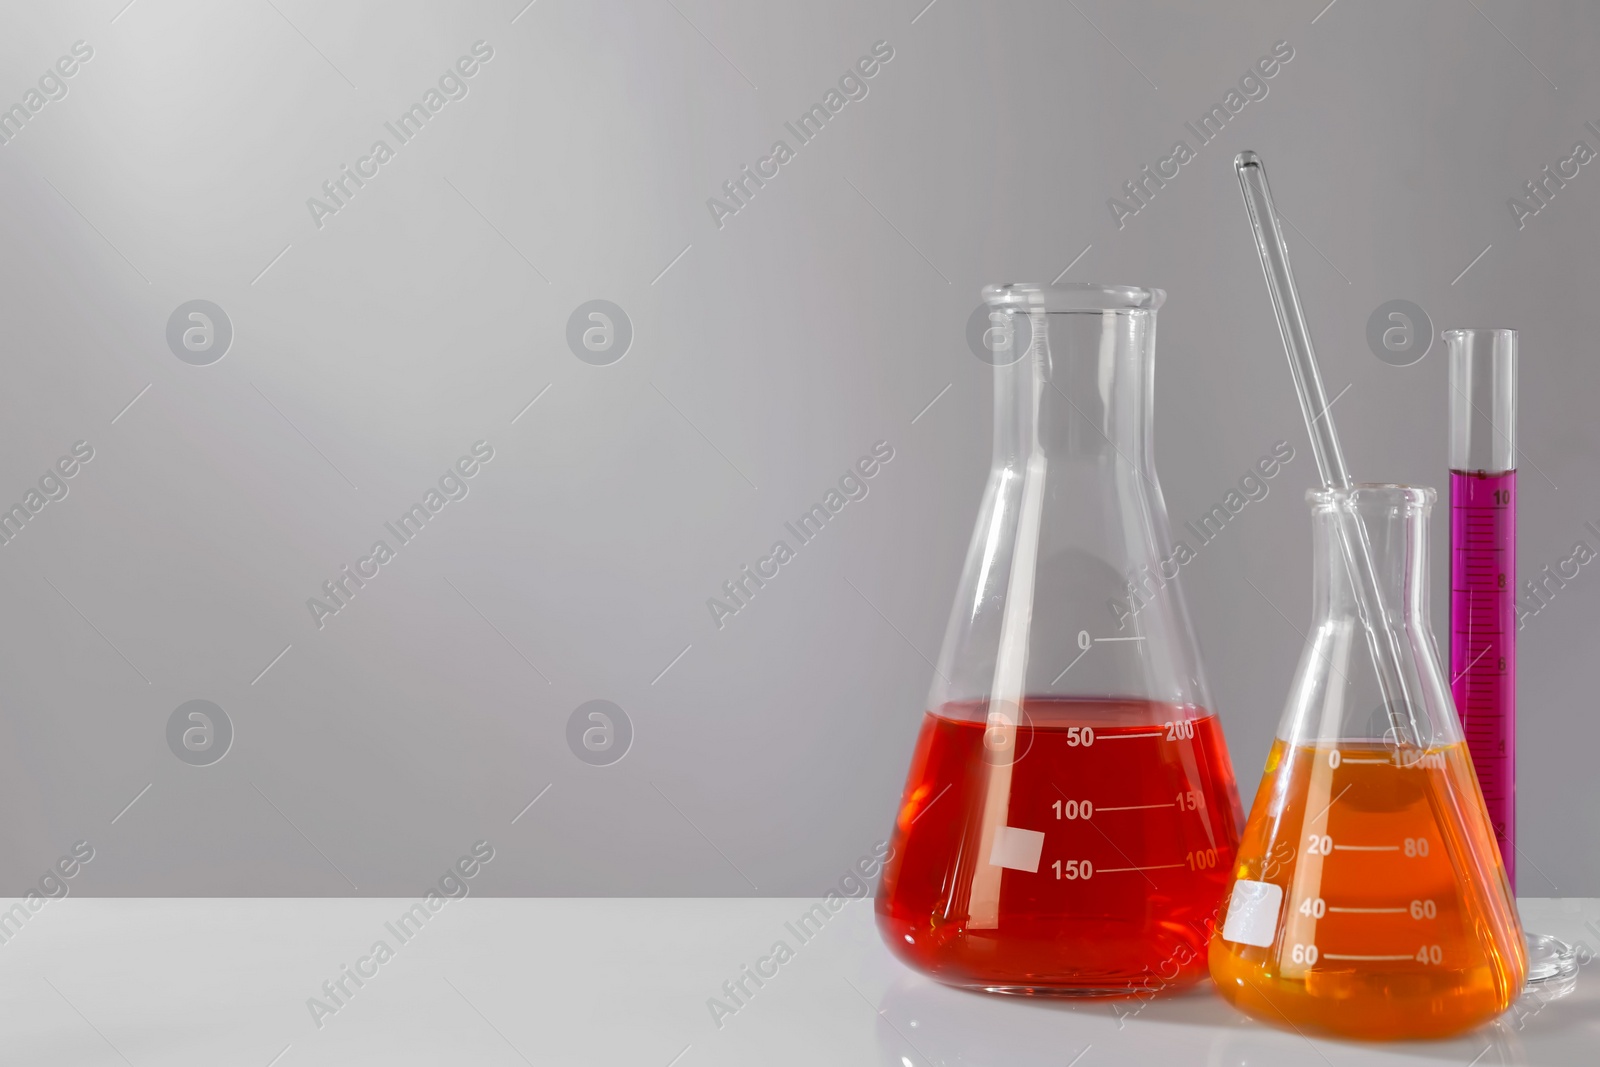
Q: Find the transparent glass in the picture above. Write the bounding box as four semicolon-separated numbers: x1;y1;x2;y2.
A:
875;282;1244;996
1210;485;1527;1039
1445;327;1578;995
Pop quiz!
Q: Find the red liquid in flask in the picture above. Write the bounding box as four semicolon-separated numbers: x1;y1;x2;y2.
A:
1450;468;1516;886
876;697;1243;994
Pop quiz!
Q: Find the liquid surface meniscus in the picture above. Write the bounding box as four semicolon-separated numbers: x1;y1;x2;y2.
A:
1210;738;1526;1039
877;698;1242;995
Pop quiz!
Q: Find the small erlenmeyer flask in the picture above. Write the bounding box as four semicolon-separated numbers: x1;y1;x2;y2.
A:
875;283;1244;995
1209;485;1526;1039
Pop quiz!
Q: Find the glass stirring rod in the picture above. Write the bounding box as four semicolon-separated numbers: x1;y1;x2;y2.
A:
1233;151;1420;747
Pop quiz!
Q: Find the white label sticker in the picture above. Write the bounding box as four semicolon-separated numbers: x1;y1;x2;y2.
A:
987;826;1045;873
1221;879;1283;948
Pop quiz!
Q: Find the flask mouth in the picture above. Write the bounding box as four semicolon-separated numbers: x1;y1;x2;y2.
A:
1445;328;1516;472
982;282;1165;313
1306;482;1436;512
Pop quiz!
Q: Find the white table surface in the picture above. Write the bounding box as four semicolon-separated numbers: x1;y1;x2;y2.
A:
0;897;1593;1065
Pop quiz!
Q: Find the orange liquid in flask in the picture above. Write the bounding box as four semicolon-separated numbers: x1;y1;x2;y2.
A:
1210;739;1527;1039
877;697;1243;994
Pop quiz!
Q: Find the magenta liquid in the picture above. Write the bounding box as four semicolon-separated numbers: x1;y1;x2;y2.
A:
1449;468;1516;887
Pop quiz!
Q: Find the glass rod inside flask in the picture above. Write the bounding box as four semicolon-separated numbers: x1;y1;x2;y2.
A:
1233;152;1420;748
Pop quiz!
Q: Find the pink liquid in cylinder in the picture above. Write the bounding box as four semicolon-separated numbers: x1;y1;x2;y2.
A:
1450;468;1516;886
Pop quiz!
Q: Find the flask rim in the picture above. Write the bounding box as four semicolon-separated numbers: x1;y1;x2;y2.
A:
1305;482;1436;510
1442;327;1517;342
981;282;1165;312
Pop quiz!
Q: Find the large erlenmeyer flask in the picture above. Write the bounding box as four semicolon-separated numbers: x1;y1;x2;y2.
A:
1209;485;1526;1039
875;283;1244;995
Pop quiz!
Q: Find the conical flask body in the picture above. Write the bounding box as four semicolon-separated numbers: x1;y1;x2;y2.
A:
1209;485;1526;1038
876;284;1243;995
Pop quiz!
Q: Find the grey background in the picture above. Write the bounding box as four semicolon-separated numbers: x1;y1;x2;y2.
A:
1;0;1596;896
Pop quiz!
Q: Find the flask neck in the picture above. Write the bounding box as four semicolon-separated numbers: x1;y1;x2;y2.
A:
991;309;1154;468
1311;489;1434;628
1281;485;1461;754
